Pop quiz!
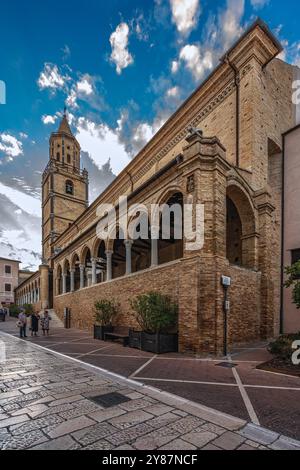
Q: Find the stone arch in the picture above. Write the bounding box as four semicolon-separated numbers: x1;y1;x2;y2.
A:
226;183;257;269
70;252;80;270
156;190;184;265
56;264;63;295
80;246;92;287
70;253;80;291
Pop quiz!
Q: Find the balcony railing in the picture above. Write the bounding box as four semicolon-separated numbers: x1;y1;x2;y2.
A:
42;161;87;180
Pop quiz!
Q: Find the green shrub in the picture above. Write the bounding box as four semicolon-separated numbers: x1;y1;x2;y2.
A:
8;305;21;318
268;332;300;360
284;261;300;309
130;291;178;334
23;304;34;315
94;299;119;326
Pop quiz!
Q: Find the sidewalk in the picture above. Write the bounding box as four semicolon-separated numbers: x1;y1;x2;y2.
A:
1;331;300;450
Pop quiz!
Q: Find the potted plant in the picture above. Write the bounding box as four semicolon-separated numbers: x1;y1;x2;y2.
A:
130;292;178;354
94;299;119;340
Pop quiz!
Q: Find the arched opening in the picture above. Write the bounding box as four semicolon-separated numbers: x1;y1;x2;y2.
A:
63;260;71;293
82;248;92;287
66;180;74;195
226;185;256;269
226;197;242;266
158;192;184;265
131;212;151;273
57;265;62;295
96;241;107;283
112;229;126;279
71;254;81;291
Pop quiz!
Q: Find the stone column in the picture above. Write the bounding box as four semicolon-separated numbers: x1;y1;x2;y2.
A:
40;264;49;309
80;265;85;289
62;274;67;294
105;251;113;281
70;269;75;292
124;240;133;275
91;258;97;285
151;226;159;267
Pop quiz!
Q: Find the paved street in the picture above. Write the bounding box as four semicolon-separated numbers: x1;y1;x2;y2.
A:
0;318;300;450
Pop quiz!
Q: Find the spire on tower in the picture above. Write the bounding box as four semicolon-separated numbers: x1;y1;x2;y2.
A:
57;108;73;136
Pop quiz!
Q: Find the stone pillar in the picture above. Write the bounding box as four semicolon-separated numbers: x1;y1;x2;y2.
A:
40;264;49;309
151;226;159;267
106;251;113;281
91;258;97;285
80;265;85;289
62;274;67;294
124;240;133;275
70;270;75;292
180;131;231;355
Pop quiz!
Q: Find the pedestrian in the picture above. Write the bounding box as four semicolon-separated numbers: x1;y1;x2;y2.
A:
18;310;27;338
30;312;40;337
41;310;51;336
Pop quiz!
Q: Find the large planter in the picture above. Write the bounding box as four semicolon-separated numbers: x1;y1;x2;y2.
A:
94;325;113;341
141;332;178;354
129;329;142;349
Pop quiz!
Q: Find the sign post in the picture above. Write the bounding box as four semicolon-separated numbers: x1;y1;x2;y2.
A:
221;276;231;357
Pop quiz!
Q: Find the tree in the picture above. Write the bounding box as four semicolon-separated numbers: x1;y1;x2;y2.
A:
284;261;300;309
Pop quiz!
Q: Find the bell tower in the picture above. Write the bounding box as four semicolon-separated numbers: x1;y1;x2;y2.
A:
42;110;88;266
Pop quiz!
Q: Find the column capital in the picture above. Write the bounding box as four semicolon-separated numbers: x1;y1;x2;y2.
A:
105;250;113;256
124;239;134;247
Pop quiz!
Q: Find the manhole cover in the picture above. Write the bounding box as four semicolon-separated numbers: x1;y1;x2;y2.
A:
88;392;131;408
216;362;237;368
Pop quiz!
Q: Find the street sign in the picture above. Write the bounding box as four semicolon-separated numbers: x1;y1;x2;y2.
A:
221;275;231;287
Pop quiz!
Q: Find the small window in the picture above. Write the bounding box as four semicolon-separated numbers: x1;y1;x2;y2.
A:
66;180;74;195
5;284;11;292
292;249;300;265
67;154;71;164
56;152;60;161
5;265;11;275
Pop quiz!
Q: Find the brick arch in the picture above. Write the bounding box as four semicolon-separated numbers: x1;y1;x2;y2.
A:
79;245;92;265
63;258;71;274
155;185;185;206
70;252;80;269
226;182;257;269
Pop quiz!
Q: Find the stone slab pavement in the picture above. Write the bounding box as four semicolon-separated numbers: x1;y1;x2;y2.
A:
0;331;300;451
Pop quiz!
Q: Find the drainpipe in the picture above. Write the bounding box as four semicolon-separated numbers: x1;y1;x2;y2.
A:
224;55;240;168
280;134;285;334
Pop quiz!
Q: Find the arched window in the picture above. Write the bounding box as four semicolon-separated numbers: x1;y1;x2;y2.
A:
66;180;74;195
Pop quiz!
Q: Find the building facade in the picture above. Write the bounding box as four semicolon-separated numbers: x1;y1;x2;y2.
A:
0;258;20;306
15;20;300;354
282;125;300;333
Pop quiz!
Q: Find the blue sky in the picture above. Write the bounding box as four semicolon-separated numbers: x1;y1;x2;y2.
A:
0;0;300;269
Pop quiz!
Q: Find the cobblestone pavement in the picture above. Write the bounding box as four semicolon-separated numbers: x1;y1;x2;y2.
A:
1;332;300;450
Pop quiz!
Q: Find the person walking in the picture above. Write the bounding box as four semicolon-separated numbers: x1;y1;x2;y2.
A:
30;312;40;337
41;310;51;336
18;310;27;338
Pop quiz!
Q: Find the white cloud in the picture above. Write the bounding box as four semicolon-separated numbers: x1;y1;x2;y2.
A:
0;134;23;158
166;86;180;97
179;44;213;80
66;88;79;109
0;182;41;217
110;22;134;74
37;63;68;92
77;76;93;95
250;0;269;9
42;115;57;125
170;0;200;36
76;117;130;175
221;0;245;49
171;60;179;73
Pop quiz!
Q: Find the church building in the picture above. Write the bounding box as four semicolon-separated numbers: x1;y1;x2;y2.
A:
15;20;300;354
